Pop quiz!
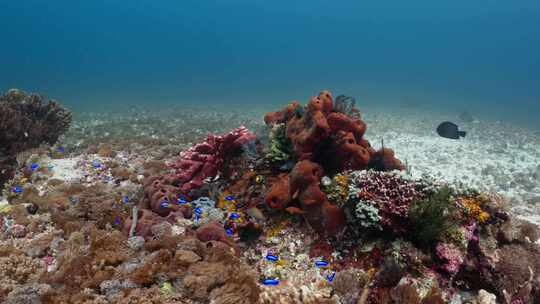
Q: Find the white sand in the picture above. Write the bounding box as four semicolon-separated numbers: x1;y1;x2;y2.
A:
48;157;85;182
365;110;540;225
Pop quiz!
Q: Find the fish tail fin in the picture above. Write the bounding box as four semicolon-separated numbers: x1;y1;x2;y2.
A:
458;131;467;138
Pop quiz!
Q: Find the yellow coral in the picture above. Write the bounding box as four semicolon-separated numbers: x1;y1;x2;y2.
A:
265;219;290;238
327;173;349;204
459;196;490;223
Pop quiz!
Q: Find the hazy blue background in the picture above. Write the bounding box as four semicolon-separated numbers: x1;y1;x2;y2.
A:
1;0;539;127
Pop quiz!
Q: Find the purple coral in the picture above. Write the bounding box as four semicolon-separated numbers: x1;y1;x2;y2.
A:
435;242;464;275
348;171;427;234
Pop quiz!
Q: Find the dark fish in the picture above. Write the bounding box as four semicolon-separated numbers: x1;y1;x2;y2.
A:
436;121;466;139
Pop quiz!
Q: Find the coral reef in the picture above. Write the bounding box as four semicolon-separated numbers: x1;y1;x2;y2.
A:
1;89;540;304
0;89;71;189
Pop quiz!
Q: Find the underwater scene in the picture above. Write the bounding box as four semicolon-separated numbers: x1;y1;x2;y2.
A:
1;1;540;303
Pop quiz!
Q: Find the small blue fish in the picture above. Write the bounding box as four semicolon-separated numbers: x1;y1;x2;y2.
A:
194;207;202;215
315;260;329;267
122;196;129;203
160;201;170;208
225;195;235;201
229;213;241;220
30;163;39;171
226;228;234;236
262;278;279;285
114;218;121;225
265;255;278;262
326;271;336;282
12;186;23;193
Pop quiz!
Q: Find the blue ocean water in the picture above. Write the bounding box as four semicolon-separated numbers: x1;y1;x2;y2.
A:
1;0;539;127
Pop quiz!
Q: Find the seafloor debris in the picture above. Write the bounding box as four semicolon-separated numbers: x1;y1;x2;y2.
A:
0;90;539;303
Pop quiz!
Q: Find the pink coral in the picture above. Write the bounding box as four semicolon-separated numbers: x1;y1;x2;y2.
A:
436;242;464;275
349;171;425;234
169;126;256;193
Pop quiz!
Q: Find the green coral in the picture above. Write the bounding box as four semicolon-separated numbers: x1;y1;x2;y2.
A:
353;199;383;230
265;123;293;163
344;178;382;232
408;185;458;249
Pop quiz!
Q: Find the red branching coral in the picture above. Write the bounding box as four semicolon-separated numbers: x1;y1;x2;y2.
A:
141;126;255;217
0;89;71;188
169;126;256;193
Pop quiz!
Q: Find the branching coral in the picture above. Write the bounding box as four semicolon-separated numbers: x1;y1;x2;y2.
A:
168;126;256;194
0;89;71;188
347;170;426;234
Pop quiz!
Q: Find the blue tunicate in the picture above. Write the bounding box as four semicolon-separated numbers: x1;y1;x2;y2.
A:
122;196;129;203
30;163;39;171
262;278;279;285
114;218;121;225
326;271;336;282
177;198;188;204
92;160;102;168
160;201;170;208
315;260;329;267
194;207;202;215
12;186;22;193
229;213;240;219
225;195;235;201
265;255;278;262
226;228;234;236
57;146;65;152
